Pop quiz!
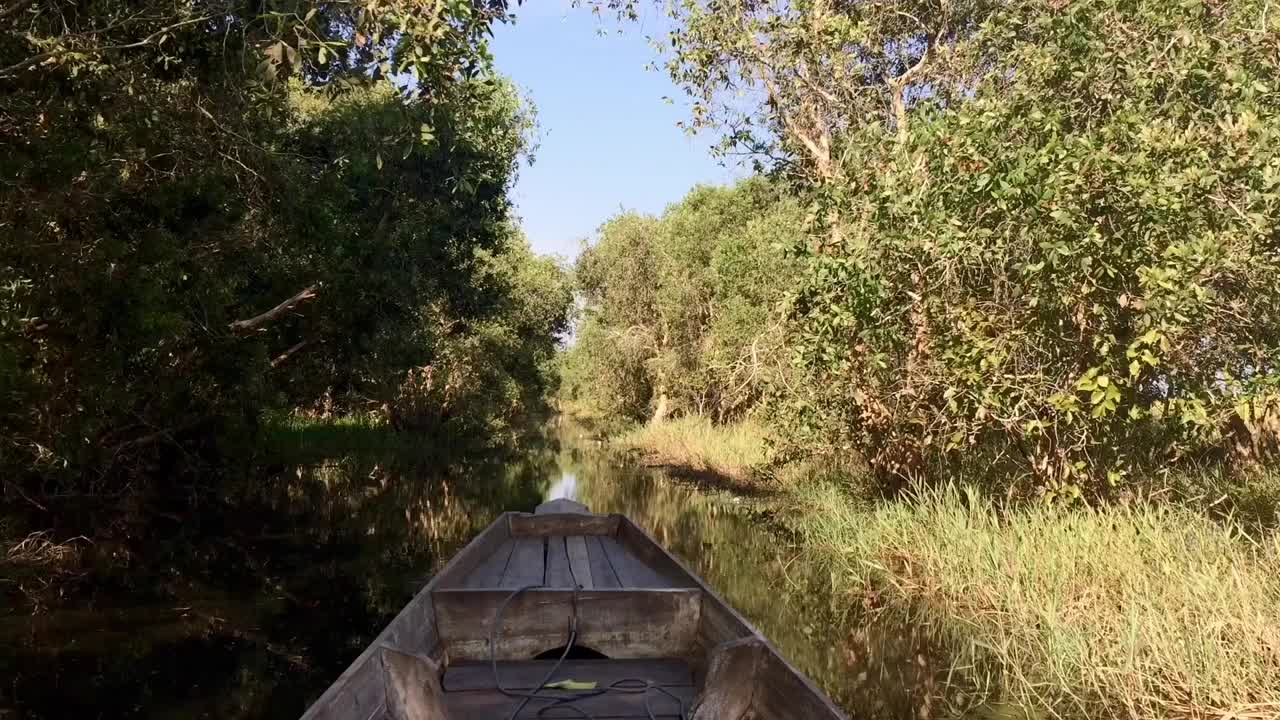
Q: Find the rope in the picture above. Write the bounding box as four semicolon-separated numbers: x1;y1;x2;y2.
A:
488;582;688;720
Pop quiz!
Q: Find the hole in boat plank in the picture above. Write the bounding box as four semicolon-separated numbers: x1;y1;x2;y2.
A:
532;644;609;660
444;685;694;719
443;658;694;691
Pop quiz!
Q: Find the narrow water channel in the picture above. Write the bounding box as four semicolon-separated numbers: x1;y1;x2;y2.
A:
3;419;981;719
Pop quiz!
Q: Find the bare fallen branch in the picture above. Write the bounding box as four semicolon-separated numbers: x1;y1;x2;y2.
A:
228;284;319;335
270;339;314;368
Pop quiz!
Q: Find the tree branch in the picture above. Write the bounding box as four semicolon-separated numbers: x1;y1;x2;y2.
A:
229;284;320;335
270;339;314;368
889;41;932;145
0;13;215;78
0;0;38;22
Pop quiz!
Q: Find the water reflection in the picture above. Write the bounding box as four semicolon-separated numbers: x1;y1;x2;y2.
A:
544;470;578;502
4;419;994;719
3;434;556;720
549;420;999;720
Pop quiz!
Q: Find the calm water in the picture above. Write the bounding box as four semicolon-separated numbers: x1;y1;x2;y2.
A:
2;419;991;719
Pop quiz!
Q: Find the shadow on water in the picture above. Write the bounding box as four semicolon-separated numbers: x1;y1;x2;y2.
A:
1;426;557;720
4;418;1008;719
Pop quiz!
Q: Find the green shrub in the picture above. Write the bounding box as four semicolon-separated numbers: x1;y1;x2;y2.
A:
780;0;1280;492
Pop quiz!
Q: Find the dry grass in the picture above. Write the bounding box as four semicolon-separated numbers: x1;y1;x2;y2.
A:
615;415;770;482
6;530;88;566
793;482;1280;719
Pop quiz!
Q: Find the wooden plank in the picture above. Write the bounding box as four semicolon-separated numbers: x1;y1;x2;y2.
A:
605;518;847;720
381;648;448;720
460;538;516;589
615;519;697;588
501;537;546;588
509;512;620;537
445;686;695;719
443;658;693;691
544;535;575;588
598;535;668;588
299;655;385;720
696;594;752;652
749;650;847;720
586;536;621;589
432;512;516;588
431;589;702;661
565;536;594;589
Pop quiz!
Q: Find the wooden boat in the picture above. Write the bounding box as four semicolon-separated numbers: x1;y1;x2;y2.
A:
300;499;846;720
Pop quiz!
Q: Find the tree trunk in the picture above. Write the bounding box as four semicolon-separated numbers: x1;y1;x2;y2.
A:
650;387;671;425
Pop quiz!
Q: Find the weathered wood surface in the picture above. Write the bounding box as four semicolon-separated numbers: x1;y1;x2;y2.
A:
432;513;515;588
303;501;848;720
690;638;766;720
443;658;693;692
749;650;848;720
585;535;622;589
598;535;669;588
544;535;575;588
381;648;448;720
695;591;753;656
565;535;594;589
444;686;695;719
615;519;698;588
609;520;847;720
301;649;386;720
509;512;621;537
431;589;702;661
500;537;546;588
458;538;514;589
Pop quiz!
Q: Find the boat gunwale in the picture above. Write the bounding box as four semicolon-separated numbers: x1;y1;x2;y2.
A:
299;503;848;720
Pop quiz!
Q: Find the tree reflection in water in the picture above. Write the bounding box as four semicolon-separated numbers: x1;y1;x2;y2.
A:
5;420;1004;719
3;431;556;719
557;420;1003;720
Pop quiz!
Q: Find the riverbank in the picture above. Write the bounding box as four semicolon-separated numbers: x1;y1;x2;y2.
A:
611;416;1280;720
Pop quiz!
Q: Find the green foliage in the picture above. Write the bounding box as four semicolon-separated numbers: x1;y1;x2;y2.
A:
0;0;567;513
635;0;1280;493
783;0;1280;489
391;235;572;437
563;179;801;423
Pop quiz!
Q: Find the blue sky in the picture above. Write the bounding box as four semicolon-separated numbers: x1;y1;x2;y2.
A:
489;1;743;260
